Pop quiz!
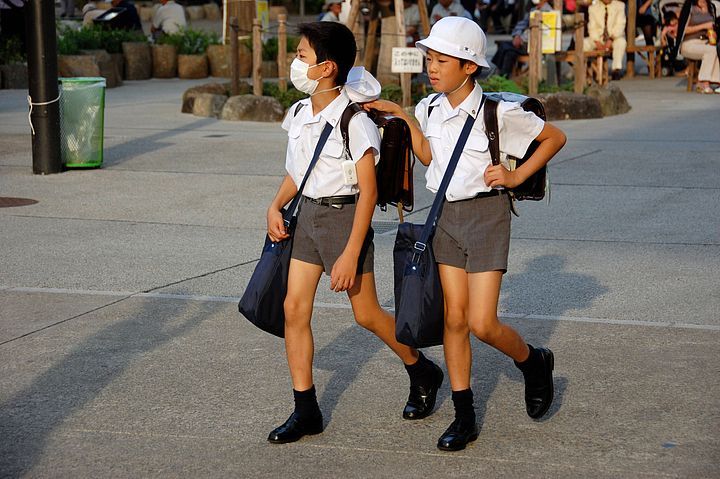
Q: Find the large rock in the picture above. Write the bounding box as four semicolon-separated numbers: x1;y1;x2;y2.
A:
122;42;152;80
220;95;284;122
182;82;228;113
178;54;208;79
80;49;121;88
585;84;631;117
192;93;227;118
152;44;177;78
206;44;229;77
204;2;221;20
185;5;204;20
537;92;603;120
58;54;101;78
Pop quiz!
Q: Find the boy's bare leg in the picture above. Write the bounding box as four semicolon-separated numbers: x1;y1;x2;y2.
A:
347;272;444;420
268;258;324;444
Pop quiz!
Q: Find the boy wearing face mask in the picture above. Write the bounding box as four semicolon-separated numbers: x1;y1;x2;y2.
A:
265;21;444;444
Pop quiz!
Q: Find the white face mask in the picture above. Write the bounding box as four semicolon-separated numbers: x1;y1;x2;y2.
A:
290;58;327;95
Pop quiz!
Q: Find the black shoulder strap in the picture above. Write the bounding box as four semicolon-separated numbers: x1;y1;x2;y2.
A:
483;96;500;166
426;93;443;120
339;102;364;159
294;102;306;117
412;96;486;261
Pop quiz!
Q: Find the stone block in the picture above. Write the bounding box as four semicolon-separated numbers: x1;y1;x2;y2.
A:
220;95;284;122
178;54;208;79
58;55;101;78
585;84;632;117
186;5;205;20
0;64;28;89
204;2;221;20
182;82;228;113
80;49;122;88
537;92;603;120
206;44;229;77
152;44;177;78
192;93;227;118
122;42;152;80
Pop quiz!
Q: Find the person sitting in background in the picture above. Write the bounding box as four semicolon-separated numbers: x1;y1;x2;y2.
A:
680;0;719;93
82;2;104;26
636;0;658;47
404;0;422;46
660;10;687;75
583;0;627;81
321;0;343;22
151;0;186;40
491;0;552;78
430;0;473;26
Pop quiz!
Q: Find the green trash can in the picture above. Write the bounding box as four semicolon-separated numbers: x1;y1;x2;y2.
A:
59;77;106;168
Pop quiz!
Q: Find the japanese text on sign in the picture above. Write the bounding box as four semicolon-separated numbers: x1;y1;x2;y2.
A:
391;48;424;73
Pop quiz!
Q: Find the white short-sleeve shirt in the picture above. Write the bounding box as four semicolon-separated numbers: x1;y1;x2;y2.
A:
415;84;545;202
152;1;187;34
282;89;381;199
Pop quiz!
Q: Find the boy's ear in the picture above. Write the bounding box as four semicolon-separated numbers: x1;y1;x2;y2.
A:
321;60;339;81
464;62;479;76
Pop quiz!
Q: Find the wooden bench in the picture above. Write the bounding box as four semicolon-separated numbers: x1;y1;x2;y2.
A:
685;59;701;92
627;45;661;79
555;49;612;86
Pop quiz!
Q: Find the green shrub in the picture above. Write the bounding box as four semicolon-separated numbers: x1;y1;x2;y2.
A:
478;75;524;94
379;84;403;103
263;82;307;110
0;36;25;64
171;28;220;55
56;25;147;55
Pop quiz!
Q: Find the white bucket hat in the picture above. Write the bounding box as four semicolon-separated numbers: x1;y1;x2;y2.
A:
415;16;489;68
344;66;381;103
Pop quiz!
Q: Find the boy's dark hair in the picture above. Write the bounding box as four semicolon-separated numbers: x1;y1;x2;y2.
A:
297;22;357;86
664;10;678;24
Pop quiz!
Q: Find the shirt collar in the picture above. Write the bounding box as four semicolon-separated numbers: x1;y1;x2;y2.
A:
435;83;485;120
302;89;350;127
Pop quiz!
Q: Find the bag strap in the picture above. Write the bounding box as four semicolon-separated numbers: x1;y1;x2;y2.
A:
339;102;364;159
483;96;501;166
412;96;485;260
283;122;334;227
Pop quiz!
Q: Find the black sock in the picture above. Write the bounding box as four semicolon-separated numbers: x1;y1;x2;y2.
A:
293;385;321;417
405;351;435;386
451;388;475;421
514;344;541;374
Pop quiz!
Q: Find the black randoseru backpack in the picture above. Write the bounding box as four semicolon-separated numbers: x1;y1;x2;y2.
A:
340;103;415;212
483;92;547;202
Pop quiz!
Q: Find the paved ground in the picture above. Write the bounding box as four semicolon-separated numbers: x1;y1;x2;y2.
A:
1;73;719;478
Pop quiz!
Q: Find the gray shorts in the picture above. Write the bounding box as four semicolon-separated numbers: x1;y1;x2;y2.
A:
291;197;374;275
432;191;511;273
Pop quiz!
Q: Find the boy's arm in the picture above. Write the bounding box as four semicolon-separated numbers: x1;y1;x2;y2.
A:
266;174;298;242
484;122;566;189
362;100;433;166
329;150;376;292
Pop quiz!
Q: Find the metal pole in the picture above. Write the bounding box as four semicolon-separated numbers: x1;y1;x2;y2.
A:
25;0;62;174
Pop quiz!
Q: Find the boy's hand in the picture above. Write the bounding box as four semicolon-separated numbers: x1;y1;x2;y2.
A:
267;208;289;243
484;164;520;189
363;99;402;117
330;252;357;292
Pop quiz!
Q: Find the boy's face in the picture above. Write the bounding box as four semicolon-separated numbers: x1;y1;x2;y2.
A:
296;36;336;84
425;49;477;93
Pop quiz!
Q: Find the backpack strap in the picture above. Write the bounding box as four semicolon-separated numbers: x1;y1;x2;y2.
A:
294;102;306;117
339;102;364;160
426;93;443;120
483;96;501;166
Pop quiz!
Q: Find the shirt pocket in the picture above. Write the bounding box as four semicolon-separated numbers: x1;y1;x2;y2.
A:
465;134;489;153
323;137;346;161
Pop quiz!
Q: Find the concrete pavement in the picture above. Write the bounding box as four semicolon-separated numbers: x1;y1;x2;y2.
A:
0;76;719;477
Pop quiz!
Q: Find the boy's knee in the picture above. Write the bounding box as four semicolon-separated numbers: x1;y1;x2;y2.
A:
444;306;469;334
284;296;312;325
469;319;501;343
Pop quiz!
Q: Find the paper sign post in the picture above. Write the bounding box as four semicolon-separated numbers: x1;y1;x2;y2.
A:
530;10;562;54
391;48;424;73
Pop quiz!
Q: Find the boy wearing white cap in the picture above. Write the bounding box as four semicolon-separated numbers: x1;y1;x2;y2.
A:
265;21;444;444
365;16;566;451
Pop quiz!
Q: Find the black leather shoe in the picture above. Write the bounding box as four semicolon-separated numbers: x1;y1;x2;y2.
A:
403;361;444;420
611;69;622;81
437;417;479;451
267;411;323;444
522;347;555;419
